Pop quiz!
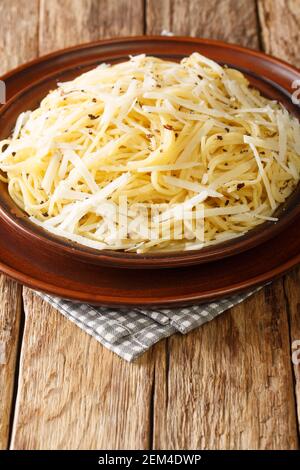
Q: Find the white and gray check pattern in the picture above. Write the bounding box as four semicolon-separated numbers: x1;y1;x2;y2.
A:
36;286;263;362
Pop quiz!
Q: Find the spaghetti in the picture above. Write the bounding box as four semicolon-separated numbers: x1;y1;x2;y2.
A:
0;53;299;252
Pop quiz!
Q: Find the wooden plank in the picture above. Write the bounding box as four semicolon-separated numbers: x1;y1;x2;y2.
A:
0;276;22;450
0;0;39;74
146;0;259;48
39;0;144;54
258;0;300;434
11;290;155;449
10;0;155;450
0;0;39;449
258;0;300;67
146;0;299;450
284;271;300;432
153;284;298;449
7;0;300;451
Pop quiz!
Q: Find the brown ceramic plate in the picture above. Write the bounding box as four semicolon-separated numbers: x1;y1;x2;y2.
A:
0;37;300;269
0;36;299;307
0;208;299;307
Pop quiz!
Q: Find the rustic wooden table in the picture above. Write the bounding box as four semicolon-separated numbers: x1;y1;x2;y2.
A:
0;0;300;450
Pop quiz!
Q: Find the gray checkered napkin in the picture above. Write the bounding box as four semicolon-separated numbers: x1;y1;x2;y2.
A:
36;286;262;362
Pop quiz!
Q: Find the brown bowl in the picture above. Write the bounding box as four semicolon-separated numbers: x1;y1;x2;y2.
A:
0;36;300;269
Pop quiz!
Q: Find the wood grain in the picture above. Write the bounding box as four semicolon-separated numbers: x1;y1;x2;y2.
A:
153;284;298;449
258;0;300;435
11;290;155;449
4;0;300;450
258;0;300;68
0;0;39;449
146;0;259;48
0;0;39;73
0;276;22;450
284;271;300;432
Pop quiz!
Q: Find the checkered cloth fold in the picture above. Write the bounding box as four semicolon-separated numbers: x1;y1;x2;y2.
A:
36;287;262;361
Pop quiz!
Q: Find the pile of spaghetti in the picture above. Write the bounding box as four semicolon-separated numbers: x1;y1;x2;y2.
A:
0;53;300;252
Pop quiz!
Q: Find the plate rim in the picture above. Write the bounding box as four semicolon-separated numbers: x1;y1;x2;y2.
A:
1;35;300;83
1;36;300;268
0;218;299;306
0;35;300;306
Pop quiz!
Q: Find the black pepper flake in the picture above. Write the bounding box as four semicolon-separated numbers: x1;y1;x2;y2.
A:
237;183;245;190
92;98;97;103
225;128;229;132
1;144;9;152
197;75;203;80
225;200;229;206
88;114;98;120
164;124;174;131
157;84;162;88
175;133;179;138
260;151;265;155
224;162;228;166
217;135;223;140
222;149;228;152
12;152;16;156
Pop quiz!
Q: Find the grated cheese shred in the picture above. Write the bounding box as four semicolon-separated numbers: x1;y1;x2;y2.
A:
0;52;299;253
